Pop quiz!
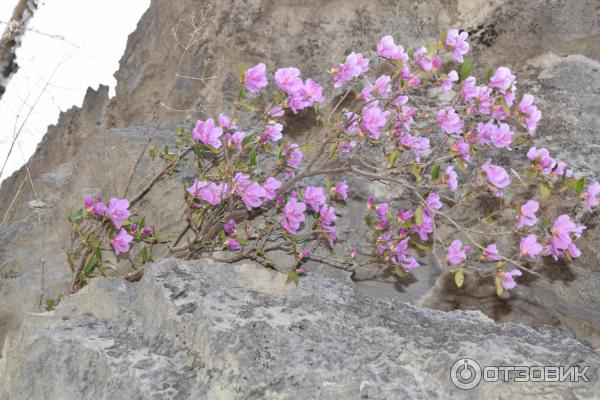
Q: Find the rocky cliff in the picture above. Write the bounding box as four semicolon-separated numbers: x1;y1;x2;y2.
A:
1;0;600;398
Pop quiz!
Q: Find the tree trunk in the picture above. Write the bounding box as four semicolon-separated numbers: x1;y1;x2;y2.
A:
0;0;38;99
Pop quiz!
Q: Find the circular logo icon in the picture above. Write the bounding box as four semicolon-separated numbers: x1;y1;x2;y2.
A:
450;358;482;390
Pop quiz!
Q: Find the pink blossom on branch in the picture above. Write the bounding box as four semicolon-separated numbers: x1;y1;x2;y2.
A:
376;35;407;61
440;70;458;92
445;29;470;63
105;198;131;229
280;196;306;234
332;52;369;87
517;200;539;229
583;182;600;212
262;177;282;201
519;234;543;259
446;239;470;265
244;63;268;93
481;160;510;196
274;67;303;95
499;269;522;290
192;118;223;149
112;228;133;256
437;107;463;135
304;186;326;212
482;243;501;261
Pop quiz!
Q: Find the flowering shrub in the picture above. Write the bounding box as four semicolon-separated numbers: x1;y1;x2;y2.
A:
68;29;599;295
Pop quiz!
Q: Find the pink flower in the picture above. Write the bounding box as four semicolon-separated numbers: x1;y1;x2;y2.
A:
412;211;433;241
413;47;433;71
549;215;585;259
244;63;268;93
374;75;392;98
199;182;229;206
105;198;131;229
499;269;522;290
261;121;283;143
218;113;236;130
481;160;510;196
482;243;501;261
187;180;209;197
338;140;356;157
425;192;442;211
446;239;470;265
241;182;266;210
441;70;458;92
262;177;281;201
375;203;389;220
192;118;223;149
451;139;470;163
112;228;133;256
332;52;369;87
527;147;554;173
332;181;348;200
518;94;541;134
142;226;153;235
274;67;303;95
517;200;539;229
280;196;306;234
233;173;251;195
461;77;478;101
490;123;513;149
395;238;420;271
476;121;493;144
376;35;407;61
266;105;284;117
226;131;245;149
225;238;241;250
319;204;337;246
223;219;236;235
285;143;303;168
302;79;325;104
360;104;390;139
84;195;105;216
304;186;326;212
298;249;311;259
489;67;516;93
519;234;543;259
445;29;470;63
437;107;463;135
583;182;600;212
445;166;458;191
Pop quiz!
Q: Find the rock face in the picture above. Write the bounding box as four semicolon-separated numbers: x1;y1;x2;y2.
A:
1;0;600;396
1;258;598;399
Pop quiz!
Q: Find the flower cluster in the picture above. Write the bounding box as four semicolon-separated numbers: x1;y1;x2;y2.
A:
68;28;596;299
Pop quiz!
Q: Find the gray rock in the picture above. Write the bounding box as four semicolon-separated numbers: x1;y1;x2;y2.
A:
1;258;598;399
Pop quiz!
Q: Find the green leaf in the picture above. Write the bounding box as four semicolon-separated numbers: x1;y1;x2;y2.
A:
83;259;97;277
540;183;552;201
412;164;422;182
94;247;102;263
175;126;185;136
455;270;464;288
238;86;247;100
45;299;55;311
415;206;424;225
459;59;473;82
495;276;504;296
440;29;448;46
486;67;494;82
387;150;400;167
413;241;430;251
239;102;258;112
248;149;257;166
431;164;441;180
364;214;373;227
574;176;586;195
393;267;406;278
286;271;299;284
72;208;84;221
